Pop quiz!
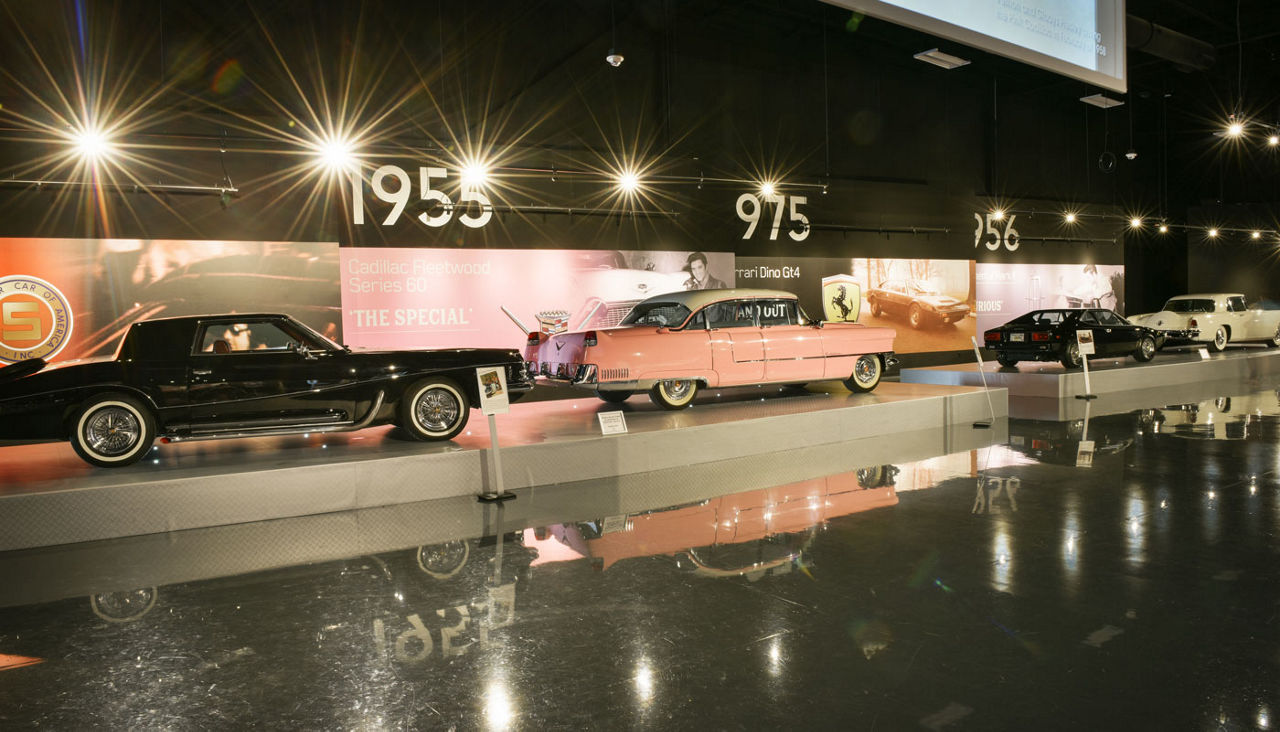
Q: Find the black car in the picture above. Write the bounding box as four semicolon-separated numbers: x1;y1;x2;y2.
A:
0;313;532;467
983;308;1160;369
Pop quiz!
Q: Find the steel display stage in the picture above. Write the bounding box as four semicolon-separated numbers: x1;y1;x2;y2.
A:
901;346;1280;400
0;381;1006;551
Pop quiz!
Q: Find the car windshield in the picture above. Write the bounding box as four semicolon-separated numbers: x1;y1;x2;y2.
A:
1165;299;1214;313
620;301;692;327
908;283;940;296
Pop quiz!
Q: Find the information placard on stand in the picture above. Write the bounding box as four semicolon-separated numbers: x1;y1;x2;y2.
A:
1074;330;1098;400
475;367;515;502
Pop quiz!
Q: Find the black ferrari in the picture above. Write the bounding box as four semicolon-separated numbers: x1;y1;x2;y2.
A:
983;308;1161;369
0;313;532;467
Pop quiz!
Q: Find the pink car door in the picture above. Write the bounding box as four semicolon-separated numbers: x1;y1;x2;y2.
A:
705;300;764;384
760;299;824;382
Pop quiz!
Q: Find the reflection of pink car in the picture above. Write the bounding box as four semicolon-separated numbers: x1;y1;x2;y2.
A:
525;288;897;409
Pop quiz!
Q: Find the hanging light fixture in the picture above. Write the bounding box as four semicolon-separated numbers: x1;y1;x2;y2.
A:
605;0;623;67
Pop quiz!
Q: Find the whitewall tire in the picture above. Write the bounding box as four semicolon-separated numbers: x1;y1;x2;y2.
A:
399;377;470;441
70;393;156;468
843;355;883;393
649;379;698;410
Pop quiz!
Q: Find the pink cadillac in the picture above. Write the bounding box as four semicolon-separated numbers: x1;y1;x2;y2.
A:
524;288;897;409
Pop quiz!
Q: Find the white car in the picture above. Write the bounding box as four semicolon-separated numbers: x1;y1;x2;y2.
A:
1128;293;1280;352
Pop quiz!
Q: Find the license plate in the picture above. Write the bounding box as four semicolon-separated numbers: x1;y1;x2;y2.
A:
1009;332;1025;342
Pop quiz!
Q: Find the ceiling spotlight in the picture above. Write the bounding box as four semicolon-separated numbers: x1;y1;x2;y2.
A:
1270;135;1279;146
1130;217;1143;229
1064;212;1077;224
1208;228;1219;238
1125;148;1138;161
1158;224;1169;233
1226;118;1245;137
759;181;776;197
992;209;1005;221
616;170;640;192
606;49;624;67
72;127;113;159
460;162;490;186
315;135;355;172
1252;231;1262;240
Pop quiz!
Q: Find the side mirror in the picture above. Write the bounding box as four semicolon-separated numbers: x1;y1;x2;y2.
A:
813;320;825;328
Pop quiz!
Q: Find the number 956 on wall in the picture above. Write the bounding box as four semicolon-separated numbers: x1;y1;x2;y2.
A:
352;165;493;229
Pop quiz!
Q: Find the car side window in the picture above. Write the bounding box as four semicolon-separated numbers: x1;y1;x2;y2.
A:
1099;311;1126;326
1228;296;1248;312
705;301;757;328
685;309;706;330
197;321;296;354
1077;311;1100;325
758;300;797;327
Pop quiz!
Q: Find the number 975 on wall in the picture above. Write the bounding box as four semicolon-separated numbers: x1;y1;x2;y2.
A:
352;165;493;229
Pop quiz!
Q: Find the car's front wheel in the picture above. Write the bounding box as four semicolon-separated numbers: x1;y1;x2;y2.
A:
1209;326;1228;352
399;377;470;441
649;379;698;410
596;390;632;404
1134;335;1157;362
70;393;156;468
843;354;883;393
868;298;882;317
908;304;924;329
1269;323;1280;348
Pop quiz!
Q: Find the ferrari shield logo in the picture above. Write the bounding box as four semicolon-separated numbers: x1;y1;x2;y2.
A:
821;275;861;323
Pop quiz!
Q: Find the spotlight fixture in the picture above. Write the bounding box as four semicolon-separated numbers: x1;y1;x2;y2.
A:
314;135;355;172
759;181;776;197
460;162;490;186
1226;115;1244;138
605;49;624;67
991;209;1005;221
1252;231;1262;240
72;127;113;159
1158;224;1169;234
1270;135;1279;147
1208;228;1219;238
1064;212;1077;224
1129;217;1142;229
912;48;970;70
616;170;640;192
1125;148;1138;161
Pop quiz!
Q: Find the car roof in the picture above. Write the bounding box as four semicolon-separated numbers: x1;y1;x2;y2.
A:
137;313;291;325
636;288;798;311
1167;293;1240;300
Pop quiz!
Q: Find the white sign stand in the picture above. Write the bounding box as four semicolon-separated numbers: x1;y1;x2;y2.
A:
1074;330;1098;401
969;336;998;429
475;367;515;502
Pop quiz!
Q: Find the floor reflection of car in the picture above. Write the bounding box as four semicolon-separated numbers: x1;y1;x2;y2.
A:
547;467;900;577
866;280;970;329
1007;414;1140;465
1142;391;1280;441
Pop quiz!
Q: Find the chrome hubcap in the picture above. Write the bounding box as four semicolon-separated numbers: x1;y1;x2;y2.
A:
854;355;879;384
1141;338;1154;357
1216;329;1226;347
416;388;461;432
662;380;692;400
84;407;141;456
1068;343;1079;364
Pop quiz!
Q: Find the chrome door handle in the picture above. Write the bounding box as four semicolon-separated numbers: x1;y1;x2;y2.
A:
193;369;213;375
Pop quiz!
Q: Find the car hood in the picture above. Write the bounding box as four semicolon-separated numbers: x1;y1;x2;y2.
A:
917;294;964;308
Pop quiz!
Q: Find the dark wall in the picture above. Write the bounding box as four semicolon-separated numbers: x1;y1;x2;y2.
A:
0;1;1138;273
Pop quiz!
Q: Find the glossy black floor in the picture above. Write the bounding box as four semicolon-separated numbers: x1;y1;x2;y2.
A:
1;384;1279;729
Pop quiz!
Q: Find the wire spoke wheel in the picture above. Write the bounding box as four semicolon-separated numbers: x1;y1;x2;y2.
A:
416;388;461;432
84;407;142;456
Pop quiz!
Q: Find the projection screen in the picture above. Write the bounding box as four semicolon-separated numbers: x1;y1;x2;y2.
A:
829;0;1127;93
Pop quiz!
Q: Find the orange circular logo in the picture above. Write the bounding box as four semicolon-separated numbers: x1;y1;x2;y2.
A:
0;275;74;364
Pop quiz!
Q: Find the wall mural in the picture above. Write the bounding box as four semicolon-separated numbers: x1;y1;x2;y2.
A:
0;238;340;365
0;236;1122;364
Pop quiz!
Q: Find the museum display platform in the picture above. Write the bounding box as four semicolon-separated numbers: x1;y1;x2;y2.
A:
0;381;1006;551
0;417;1006;607
901;345;1280;400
